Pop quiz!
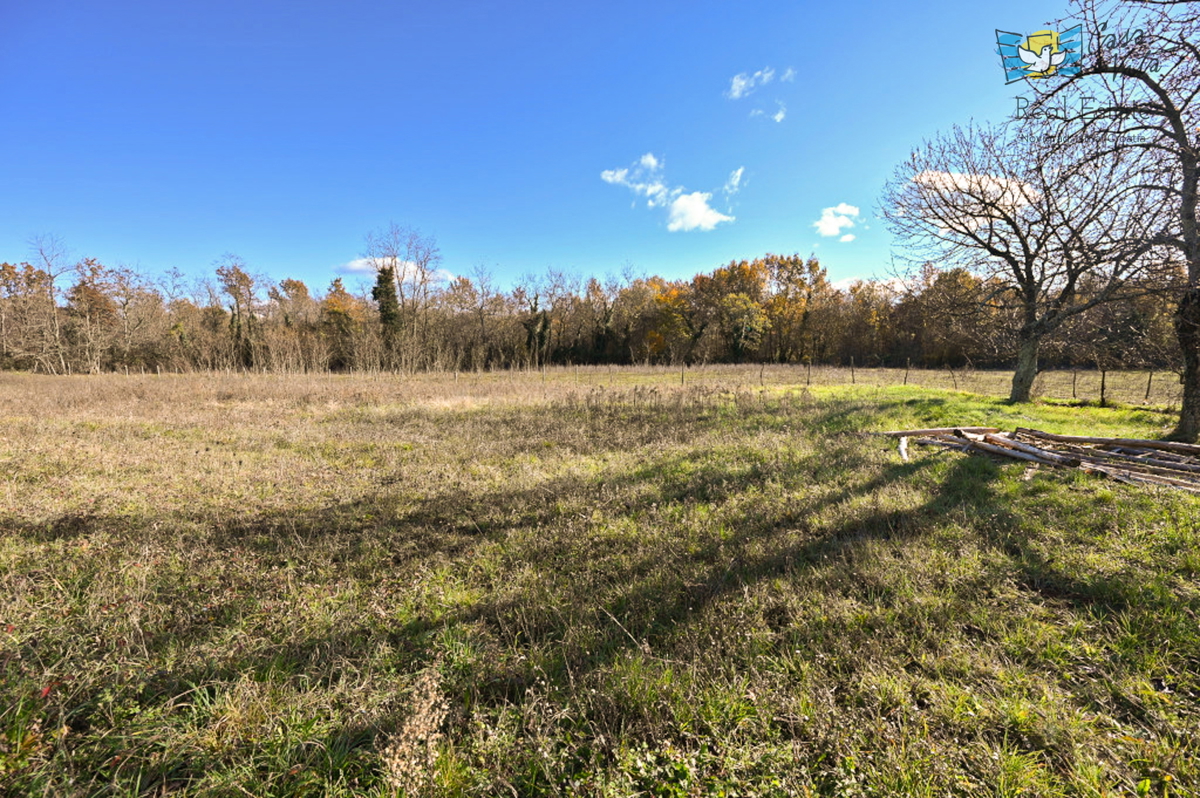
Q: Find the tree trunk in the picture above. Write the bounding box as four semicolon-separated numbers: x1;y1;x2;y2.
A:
1170;287;1200;442
1009;335;1039;403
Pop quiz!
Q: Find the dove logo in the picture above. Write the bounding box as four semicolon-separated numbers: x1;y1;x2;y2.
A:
996;25;1083;84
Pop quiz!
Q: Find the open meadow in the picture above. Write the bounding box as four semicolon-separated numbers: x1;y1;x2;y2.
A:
2;367;1198;796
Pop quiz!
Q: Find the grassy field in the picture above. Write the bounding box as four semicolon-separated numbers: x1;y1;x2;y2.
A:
1;368;1197;796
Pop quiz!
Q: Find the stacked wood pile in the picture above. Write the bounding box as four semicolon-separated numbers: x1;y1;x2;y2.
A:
883;427;1200;493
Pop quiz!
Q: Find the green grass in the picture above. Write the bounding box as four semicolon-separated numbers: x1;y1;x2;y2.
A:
0;369;1197;796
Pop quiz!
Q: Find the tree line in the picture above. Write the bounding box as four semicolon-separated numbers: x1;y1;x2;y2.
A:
0;238;1185;378
3;0;1195;436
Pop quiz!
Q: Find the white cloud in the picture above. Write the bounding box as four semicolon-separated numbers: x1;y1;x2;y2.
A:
338;257;378;275
912;171;1037;231
839;234;855;243
600;167;628;185
814;203;861;237
337;257;453;284
724;166;745;196
602;154;672;207
749;101;787;123
732;66;794;123
913;170;1037;207
727;67;775;99
668;192;734;232
602;153;736;232
643;183;668;205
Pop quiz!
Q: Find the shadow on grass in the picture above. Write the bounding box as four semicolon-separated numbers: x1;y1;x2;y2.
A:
7;393;1198;793
13;424;1183;685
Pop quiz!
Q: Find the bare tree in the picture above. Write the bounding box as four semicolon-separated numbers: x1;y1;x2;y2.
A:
108;267;166;368
363;223;444;371
512;272;550;368
453;265;503;369
1024;0;1199;436
582;274;621;363
884;120;1169;401
543;267;581;361
27;235;72;373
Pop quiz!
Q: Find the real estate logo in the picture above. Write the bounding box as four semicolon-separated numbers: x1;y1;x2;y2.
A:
996;25;1083;84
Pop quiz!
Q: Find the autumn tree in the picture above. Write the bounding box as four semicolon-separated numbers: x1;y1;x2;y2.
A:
262;278;323;372
440;265;507;370
651;280;708;364
837;280;899;367
761;255;833;363
269;278;319;328
215;254;260;369
718;293;770;361
0;263;19;367
612;275;669;364
703;259;768;361
321;278;369;371
65;258;119;373
0;261;60;371
893;264;1008;367
579;276;624;363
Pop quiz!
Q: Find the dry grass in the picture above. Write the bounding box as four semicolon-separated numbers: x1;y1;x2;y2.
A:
1;368;1197;796
381;664;448;796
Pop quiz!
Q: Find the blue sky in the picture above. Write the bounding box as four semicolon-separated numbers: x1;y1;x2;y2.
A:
0;0;1065;293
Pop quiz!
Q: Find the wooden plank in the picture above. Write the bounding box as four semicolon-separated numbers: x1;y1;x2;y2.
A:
1010;433;1200;477
894;425;1200;493
1071;453;1200;484
1081;464;1200;493
1041;444;1200;476
981;433;1081;467
1015;428;1200;457
883;427;1003;439
1106;446;1200;466
964;438;1058;464
911;436;972;452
